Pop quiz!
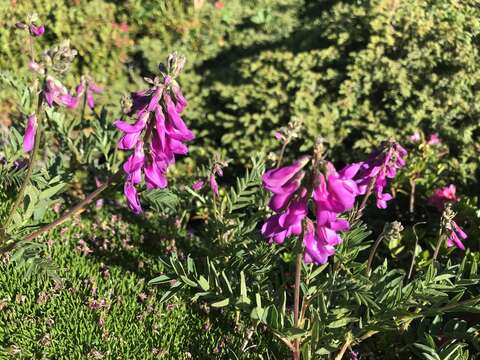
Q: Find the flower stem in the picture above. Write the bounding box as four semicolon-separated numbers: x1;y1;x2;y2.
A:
432;226;444;261
293;233;304;360
366;234;384;276
408;222;426;280
0;170;122;254
2;81;43;235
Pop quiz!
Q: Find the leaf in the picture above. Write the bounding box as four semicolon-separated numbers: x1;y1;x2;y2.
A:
197;275;209;291
211;298;230;308
327;317;358;329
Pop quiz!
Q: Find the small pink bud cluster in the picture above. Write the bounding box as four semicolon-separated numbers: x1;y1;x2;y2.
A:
115;56;193;213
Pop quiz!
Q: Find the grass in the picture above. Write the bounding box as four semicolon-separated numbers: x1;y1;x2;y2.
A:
0;207;279;359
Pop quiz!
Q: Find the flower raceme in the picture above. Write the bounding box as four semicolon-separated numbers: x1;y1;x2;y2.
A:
261;157;361;264
115;54;194;213
355;141;407;209
73;76;102;109
261;141;407;265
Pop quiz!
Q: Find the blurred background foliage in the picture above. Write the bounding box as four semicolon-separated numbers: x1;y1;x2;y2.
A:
1;0;479;187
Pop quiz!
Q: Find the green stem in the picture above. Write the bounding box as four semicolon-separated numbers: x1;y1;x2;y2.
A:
293;231;304;360
432;226;444;261
3;81;44;234
366;235;384;276
0;170;122;254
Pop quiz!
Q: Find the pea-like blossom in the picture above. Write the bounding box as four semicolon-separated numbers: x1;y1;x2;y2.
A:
355;142;407;209
43;75;77;108
409;131;421;143
427;133;441;145
428;184;458;211
29;24;45;37
74;77;102;109
115;54;194;212
23;114;37;152
447;221;467;250
192;180;205;191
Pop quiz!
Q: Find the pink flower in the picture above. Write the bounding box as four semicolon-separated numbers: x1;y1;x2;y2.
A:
447;221;467;250
303;221;335;265
427;133;441;145
262;190;308;245
192;180;204;191
262;156;309;192
29;24;45;37
43;76;78;108
428;184;459;211
409;132;421;142
23;114;37;152
74;77;102;109
313;162;360;213
124;182;142;214
209;174;219;196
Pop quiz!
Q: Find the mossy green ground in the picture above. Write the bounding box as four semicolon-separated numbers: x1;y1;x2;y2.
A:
0;209;278;359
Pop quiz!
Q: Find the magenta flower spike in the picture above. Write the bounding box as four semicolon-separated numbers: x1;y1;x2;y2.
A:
354;141;407;209
23;114;38;152
115;53;194;213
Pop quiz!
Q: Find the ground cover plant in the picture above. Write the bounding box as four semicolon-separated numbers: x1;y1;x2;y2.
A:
1;2;480;359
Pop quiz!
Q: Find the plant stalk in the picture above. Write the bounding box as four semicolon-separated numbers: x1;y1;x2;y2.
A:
432;226;444;261
366;235;384;276
3;80;44;234
293;233;304;360
0;170;122;254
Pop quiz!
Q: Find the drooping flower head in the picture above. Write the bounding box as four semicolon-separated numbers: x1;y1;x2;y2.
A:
23;114;37;153
15;13;45;38
74;76;103;109
428;184;458;211
441;204;467;251
208;154;229;197
355;140;407;209
115;52;194;213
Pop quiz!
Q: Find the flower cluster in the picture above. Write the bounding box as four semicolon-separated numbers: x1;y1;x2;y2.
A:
305;162;360;264
261;156;309;245
428;184;458;211
262;141;407;265
115;53;194;213
73;76;102;110
261;157;361;264
355;141;407;208
442;204;467;250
